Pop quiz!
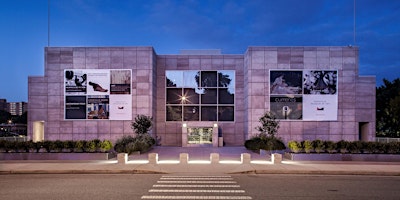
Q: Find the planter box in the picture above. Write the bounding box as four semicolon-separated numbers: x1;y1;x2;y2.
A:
284;152;400;162
0;153;112;160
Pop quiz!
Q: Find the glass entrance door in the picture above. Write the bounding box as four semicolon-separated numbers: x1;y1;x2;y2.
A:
187;127;213;145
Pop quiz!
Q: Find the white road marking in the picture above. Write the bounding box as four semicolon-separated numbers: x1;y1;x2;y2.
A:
152;185;240;188
142;175;252;200
149;189;245;193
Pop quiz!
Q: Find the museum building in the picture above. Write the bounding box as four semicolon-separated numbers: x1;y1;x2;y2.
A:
28;46;376;147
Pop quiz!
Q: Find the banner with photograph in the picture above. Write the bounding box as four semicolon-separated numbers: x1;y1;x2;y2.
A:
65;96;86;119
269;70;338;121
64;69;132;120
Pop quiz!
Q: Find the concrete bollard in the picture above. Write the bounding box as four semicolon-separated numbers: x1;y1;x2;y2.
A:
272;153;282;164
241;153;251;164
210;153;220;164
180;153;189;164
148;153;158;164
117;153;128;164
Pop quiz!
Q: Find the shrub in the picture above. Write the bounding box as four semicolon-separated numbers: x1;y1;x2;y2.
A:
86;140;98;152
51;140;64;152
114;135;155;154
336;140;350;153
18;141;33;153
0;140;6;152
63;140;75;152
348;141;363;154
244;136;285;151
75;140;86;152
324;141;337;153
288;141;301;153
42;141;53;153
100;140;113;152
385;142;400;154
244;137;262;151
32;141;43;153
4;141;17;153
302;140;313;153
313;139;325;153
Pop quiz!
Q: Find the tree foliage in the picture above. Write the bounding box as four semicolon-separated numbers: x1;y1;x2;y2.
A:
376;78;400;138
255;111;280;138
131;115;153;135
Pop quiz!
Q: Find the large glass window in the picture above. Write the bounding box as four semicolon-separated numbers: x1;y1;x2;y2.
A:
166;70;235;122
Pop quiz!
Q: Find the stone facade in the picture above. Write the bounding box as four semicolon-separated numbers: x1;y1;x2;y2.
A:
28;46;376;146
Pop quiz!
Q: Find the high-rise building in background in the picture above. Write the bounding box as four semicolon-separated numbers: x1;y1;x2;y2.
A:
8;102;27;116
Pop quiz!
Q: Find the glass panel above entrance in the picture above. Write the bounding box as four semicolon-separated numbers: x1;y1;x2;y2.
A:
187;127;213;145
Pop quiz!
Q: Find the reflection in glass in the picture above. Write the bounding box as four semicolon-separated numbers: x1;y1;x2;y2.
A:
183;106;199;121
183;71;200;88
201;106;217;121
218;106;234;121
166;71;183;87
218;88;234;104
166;88;182;104
166;106;182;121
183;88;199;104
201;71;217;87
165;70;235;122
218;70;234;87
201;89;217;104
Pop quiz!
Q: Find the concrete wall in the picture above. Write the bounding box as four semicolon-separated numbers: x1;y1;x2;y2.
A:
244;46;375;143
155;55;245;146
28;47;156;142
28;46;376;145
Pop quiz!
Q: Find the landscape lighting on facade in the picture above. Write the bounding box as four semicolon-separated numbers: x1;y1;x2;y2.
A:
28;46;376;147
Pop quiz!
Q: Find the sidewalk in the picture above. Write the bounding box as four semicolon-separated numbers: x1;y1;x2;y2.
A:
1;146;400;176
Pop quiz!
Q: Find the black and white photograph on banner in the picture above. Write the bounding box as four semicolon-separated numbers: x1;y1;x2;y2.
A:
86;70;110;95
303;70;337;95
110;70;131;94
270;96;303;120
87;95;109;119
65;95;86;119
270;71;302;94
64;70;87;94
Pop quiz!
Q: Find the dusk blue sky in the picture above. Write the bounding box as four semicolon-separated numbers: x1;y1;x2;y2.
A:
0;0;399;102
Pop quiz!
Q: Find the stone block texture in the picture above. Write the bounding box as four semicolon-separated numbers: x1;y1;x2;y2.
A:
28;46;375;146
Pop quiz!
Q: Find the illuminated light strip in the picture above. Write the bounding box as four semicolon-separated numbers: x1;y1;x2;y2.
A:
149;189;245;193
163;176;232;178
153;185;240;188
250;160;273;165
141;196;252;199
219;160;242;164
157;181;237;184
157;160;180;164
188;160;211;164
127;160;149;164
160;177;234;180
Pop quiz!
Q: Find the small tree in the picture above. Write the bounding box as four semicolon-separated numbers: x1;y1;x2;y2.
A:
131;115;153;135
255;111;280;138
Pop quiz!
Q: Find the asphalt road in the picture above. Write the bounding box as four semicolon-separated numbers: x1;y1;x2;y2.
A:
1;174;399;200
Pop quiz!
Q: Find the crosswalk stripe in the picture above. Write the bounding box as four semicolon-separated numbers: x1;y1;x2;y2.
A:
157;181;237;184
162;176;232;178
153;185;240;188
160;177;234;180
149;189;245;193
142;175;252;200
